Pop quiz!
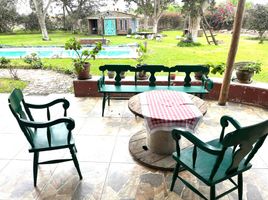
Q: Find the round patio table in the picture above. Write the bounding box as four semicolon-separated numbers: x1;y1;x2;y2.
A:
128;90;208;170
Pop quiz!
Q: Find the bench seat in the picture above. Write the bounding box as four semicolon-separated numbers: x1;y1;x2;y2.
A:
99;85;210;94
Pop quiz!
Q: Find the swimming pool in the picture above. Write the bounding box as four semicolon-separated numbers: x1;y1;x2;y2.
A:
0;46;138;59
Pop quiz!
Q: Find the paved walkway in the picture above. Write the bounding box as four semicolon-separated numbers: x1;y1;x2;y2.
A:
0;69;73;95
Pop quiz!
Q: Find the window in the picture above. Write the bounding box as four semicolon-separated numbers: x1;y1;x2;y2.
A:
120;19;127;31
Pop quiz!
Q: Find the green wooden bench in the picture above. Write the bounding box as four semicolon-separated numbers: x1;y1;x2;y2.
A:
98;64;213;116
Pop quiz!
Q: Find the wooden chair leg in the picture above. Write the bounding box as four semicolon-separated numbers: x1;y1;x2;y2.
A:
108;94;111;106
33;152;39;187
102;93;106;117
70;147;83;180
210;185;216;200
170;163;180;191
238;174;243;200
74;144;78;153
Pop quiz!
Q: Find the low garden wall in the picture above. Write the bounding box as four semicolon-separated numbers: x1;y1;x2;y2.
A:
73;76;268;108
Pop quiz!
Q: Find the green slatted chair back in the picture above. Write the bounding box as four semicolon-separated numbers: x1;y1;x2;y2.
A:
8;88;35;147
170;116;268;200
221;120;268;174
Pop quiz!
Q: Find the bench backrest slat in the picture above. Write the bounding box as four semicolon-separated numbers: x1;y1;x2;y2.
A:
136;64;168;86
172;65;209;87
99;64;211;88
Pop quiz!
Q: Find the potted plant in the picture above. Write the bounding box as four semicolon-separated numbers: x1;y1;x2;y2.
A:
209;62;226;75
194;62;225;80
65;37;102;80
107;71;115;79
170;73;176;80
234;62;262;83
136;42;148;80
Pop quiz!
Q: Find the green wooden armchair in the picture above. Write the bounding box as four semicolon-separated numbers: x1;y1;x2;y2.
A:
8;89;82;187
170;115;268;200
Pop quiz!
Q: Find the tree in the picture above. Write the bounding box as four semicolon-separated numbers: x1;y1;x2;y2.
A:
152;0;174;33
32;0;53;40
205;2;235;30
0;0;19;32
247;4;268;43
123;0;173;33
182;0;214;41
19;13;40;31
56;0;105;33
124;0;153;30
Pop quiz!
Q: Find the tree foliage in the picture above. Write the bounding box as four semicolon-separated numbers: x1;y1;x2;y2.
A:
205;2;235;30
124;0;153;16
181;0;215;18
56;0;105;32
19;13;40;31
181;0;215;41
123;0;174;33
247;4;268;43
0;0;19;32
158;12;183;30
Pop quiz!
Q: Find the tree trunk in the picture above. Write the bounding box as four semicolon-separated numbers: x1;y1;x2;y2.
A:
153;18;159;34
33;0;50;41
218;0;246;105
78;19;83;33
143;16;149;30
152;0;163;34
189;1;209;42
38;14;49;40
63;6;66;30
189;16;201;42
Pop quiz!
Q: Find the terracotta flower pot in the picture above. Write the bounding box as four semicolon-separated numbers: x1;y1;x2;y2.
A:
108;71;115;79
120;71;126;79
236;70;254;84
77;62;92;80
170;73;176;80
194;72;203;80
137;71;148;80
194;71;209;80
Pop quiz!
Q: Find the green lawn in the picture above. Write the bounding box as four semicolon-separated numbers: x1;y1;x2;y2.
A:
0;31;267;82
0;78;28;93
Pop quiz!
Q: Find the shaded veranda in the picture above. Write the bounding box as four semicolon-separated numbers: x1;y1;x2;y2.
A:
0;92;267;199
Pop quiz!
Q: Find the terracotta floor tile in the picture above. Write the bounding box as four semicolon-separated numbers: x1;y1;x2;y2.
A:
74;135;116;162
39;162;108;200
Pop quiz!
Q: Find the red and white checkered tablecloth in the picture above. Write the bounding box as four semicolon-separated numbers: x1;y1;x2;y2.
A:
139;90;203;132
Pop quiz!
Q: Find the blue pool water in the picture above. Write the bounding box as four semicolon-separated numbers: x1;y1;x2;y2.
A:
0;46;137;59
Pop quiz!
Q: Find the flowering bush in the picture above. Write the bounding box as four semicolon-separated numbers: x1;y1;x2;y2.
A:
205;2;235;30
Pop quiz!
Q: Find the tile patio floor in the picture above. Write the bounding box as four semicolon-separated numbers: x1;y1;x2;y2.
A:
0;93;267;200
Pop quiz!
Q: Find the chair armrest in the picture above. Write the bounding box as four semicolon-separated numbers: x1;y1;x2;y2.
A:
201;75;214;91
20;117;75;130
25;98;70;110
220;115;241;129
172;129;222;155
219;115;241;141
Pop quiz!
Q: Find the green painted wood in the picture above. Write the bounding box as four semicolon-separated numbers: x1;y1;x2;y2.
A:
170;115;268;199
98;64;214;116
8;89;83;187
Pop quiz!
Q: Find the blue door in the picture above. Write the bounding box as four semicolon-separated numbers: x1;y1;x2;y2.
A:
104;19;116;36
